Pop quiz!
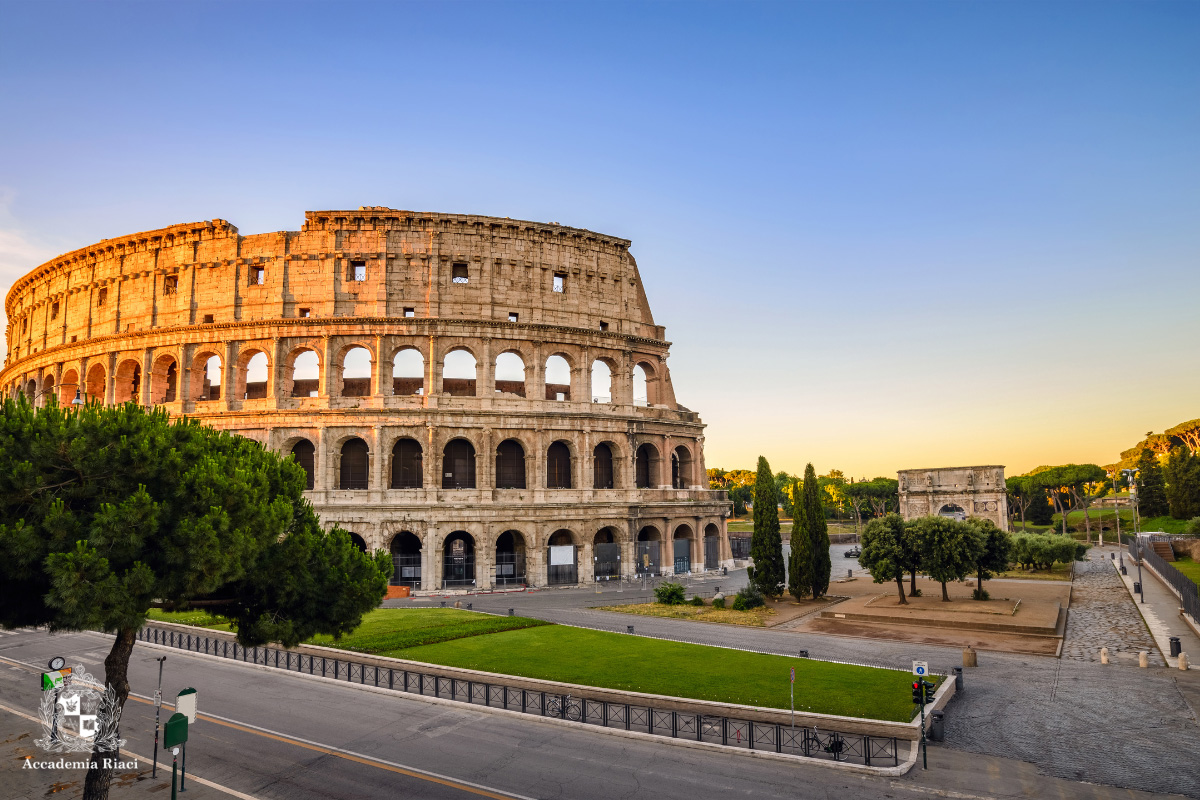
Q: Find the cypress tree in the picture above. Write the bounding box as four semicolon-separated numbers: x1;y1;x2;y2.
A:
1136;448;1169;518
803;463;832;599
750;455;785;596
788;479;813;600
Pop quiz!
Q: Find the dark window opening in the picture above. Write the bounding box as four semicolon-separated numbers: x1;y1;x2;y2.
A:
339;438;369;490
443;532;475;587
391;438;423;489
547;441;572;489
97;288;107;307
164;363;178;403
291;440;315;490
299;308;311;318
508;312;518;322
404;307;415;317
593;443;614;489
552;273;566;293
163;276;178;296
636;444;656;489
203;314;214;323
442;439;476;489
495;530;527;586
452;263;469;284
250;266;265;285
390;531;422;587
495;439;526;489
51;302;59;319
599;321;608;331
71;335;77;343
351;261;367;281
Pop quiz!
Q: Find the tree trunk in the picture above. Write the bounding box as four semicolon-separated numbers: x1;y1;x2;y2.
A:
895;575;908;604
83;626;136;800
941;580;950;602
909;569;919;596
976;567;984;599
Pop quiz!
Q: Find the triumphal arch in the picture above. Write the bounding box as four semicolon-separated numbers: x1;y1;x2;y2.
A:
2;207;731;591
897;466;1008;530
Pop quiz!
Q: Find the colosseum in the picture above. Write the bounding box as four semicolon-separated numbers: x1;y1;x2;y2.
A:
2;207;731;592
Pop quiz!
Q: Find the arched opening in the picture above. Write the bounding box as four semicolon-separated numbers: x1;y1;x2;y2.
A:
151;355;179;404
547;529;577;585
703;523;721;570
672;446;693;489
41;375;55;406
392;348;425;396
390;531;422;587
633;363;650;406
443;532;476;587
25;379;36;400
347;532;367;552
938;503;967;522
291;439;316;490
114;360;142;404
85;363;106;402
547;441;572;489
390;438;423;489
635;443;659;488
495;530;527;586
341;346;372;397
291;350;320;397
673;525;694;574
442;439;476;489
442;349;477;397
494;352;526;397
636;526;661;575
495;439;526;489
339;437;369;490
593;442;615;489
58;369;79;406
545;354;571;401
196;354;222;401
594;527;621;581
590;360;612;403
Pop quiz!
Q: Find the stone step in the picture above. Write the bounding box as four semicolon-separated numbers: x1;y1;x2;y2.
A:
1151;541;1175;562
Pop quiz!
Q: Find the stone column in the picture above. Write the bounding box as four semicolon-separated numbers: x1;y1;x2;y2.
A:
477;529;493;590
105;353;116;405
141;348;154;406
321;336;334;397
369;425;382;498
315;426;326;492
579;537;594;585
268;338;282;401
376;335;392;397
479;338;494;397
429;336;443;395
528;341;545;401
223;341;238;410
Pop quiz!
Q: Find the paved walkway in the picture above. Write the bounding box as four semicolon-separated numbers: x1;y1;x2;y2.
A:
1063;548;1164;665
1114;545;1200;669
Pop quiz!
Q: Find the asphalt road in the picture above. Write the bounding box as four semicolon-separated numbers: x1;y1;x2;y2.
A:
0;627;1188;800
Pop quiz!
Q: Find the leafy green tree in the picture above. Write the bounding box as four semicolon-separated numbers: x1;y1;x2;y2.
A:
915;516;984;601
1164;446;1200;520
787;480;813;600
729;485;750;516
965;518;1012;600
801;463;831;599
845;481;869;531
1166;419;1200;455
1136;448;1169;517
864;478;900;517
0;398;390;800
749;456;785;596
1027;490;1054;525
859;513;910;604
1066;464;1109;542
775;471;797;518
1006;475;1041;531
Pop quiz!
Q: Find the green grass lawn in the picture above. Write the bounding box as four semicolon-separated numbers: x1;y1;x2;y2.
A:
993;562;1073;581
146;607;919;721
1173;556;1200;592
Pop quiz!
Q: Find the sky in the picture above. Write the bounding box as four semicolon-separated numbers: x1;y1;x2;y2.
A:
1;0;1197;479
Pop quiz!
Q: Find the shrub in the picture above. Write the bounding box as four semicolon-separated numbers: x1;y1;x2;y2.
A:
712;597;726;609
972;588;990;601
689;596;705;607
1186;517;1200;536
732;584;765;611
654;582;686;605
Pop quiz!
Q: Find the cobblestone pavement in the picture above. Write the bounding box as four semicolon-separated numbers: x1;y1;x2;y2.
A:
456;559;1200;797
1062;550;1164;666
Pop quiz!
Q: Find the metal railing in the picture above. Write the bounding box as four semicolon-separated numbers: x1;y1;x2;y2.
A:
1125;535;1199;624
135;624;899;767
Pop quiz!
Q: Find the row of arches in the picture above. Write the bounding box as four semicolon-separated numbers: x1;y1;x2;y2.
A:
16;347;661;406
342;523;723;589
297;437;697;491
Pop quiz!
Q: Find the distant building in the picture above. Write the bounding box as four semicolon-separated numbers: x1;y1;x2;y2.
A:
897;466;1008;530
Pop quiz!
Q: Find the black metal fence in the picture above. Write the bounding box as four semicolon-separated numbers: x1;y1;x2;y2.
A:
730;536;751;559
135;624;900;767
1124;535;1199;624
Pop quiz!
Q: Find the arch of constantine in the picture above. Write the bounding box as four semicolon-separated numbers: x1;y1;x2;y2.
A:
897;466;1009;530
2;208;731;590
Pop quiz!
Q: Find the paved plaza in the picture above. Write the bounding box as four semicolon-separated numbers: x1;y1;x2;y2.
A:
1062;550;1164;665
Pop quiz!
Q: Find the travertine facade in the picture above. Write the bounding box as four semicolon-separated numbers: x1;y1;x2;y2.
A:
2;208;730;590
897;466;1009;530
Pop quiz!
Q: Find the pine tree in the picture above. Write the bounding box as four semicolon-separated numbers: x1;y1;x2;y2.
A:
803;463;832;599
1136;448;1169;518
750;456;785;596
788;479;813;600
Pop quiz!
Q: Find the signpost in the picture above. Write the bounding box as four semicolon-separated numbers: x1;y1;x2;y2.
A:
789;667;795;733
151;656;166;778
175;688;197;792
164;713;188;800
912;661;931;770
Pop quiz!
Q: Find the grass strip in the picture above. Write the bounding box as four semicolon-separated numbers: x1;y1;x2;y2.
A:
595;602;775;627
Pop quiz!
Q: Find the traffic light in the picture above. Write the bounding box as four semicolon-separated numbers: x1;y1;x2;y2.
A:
923;681;937;704
912;682;922;704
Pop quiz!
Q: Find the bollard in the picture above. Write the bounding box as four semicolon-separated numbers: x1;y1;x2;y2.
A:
454;600;461;609
1100;647;1109;665
466;602;472;610
929;710;945;742
953;666;963;690
627;625;635;634
1133;582;1141;594
963;646;978;668
1138;651;1149;668
440;600;446;608
1111;553;1115;560
1180;652;1190;670
798;649;809;658
508;608;514;616
847;569;853;578
1169;637;1182;657
1121;564;1127;575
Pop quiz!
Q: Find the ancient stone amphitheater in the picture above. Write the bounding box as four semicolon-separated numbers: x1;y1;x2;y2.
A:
2;208;730;591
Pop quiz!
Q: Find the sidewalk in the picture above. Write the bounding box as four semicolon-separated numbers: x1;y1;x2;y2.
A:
1109;545;1200;669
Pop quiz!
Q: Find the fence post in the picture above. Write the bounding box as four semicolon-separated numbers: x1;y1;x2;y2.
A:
722;717;727;746
864;735;871;766
625;704;631;731
672;711;678;738
748;720;754;750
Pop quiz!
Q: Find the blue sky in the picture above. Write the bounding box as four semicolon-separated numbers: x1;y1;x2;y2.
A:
2;0;1197;477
